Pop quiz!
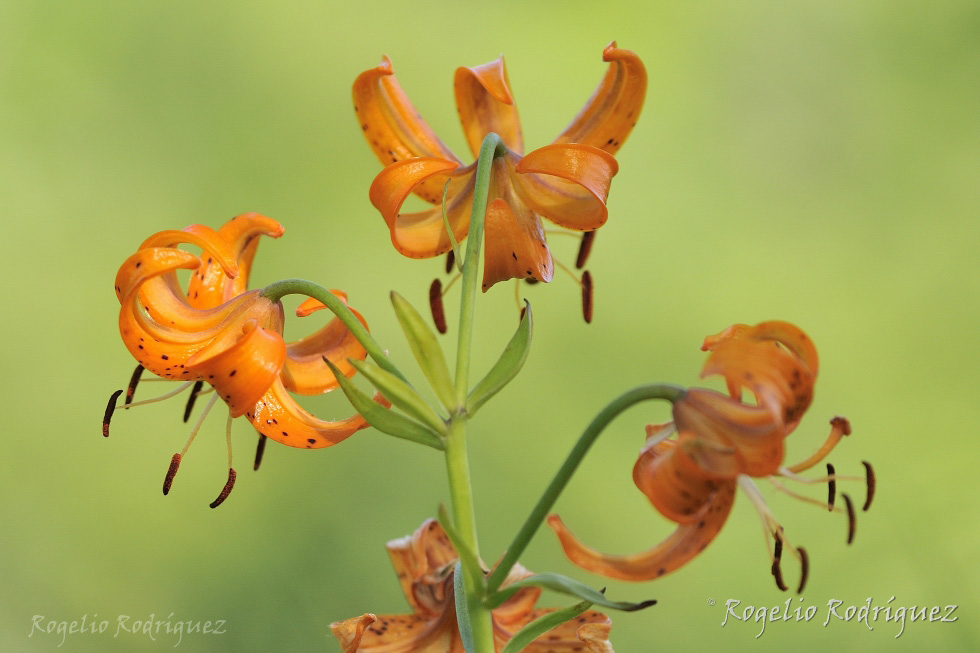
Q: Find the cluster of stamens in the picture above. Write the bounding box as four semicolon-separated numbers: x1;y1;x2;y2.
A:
102;364;268;508
738;417;876;593
427;230;597;333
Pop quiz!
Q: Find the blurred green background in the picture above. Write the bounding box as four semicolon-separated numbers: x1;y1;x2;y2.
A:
2;0;977;650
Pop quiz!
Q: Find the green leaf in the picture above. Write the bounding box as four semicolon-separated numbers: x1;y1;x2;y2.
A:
466;301;532;415
437;503;482;582
500;600;593;653
323;358;444;450
454;561;476;653
390;291;458;412
349;359;448;436
487;572;656;612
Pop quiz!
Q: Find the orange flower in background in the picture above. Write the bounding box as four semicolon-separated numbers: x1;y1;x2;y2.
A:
107;215;380;505
354;42;646;291
549;322;874;592
331;519;614;652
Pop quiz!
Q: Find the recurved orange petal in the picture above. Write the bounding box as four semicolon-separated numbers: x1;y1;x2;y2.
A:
116;249;255;379
245;380;373;449
187;213;284;309
632;438;729;523
354;56;461;204
553;42;647;156
454;57;523;157
369;158;475;258
674;388;786;477
547;481;736;581
136;224;239;328
513;143;618;231
280;292;369;395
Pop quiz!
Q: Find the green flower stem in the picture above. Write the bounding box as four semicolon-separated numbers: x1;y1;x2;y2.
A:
260;278;405;382
454;132;507;404
485;383;687;595
445;132;507;653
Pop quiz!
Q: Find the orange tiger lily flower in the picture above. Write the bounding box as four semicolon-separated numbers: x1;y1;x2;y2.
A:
331;519;614;652
109;216;381;505
354;42;646;291
549;322;874;592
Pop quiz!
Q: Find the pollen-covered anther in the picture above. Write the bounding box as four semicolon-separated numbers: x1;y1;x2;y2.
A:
862;461;876;511
125;365;144;405
581;270;594;323
771;530;788;591
444;250;455;274
826;463;836;511
183;380;205;423
576;230;596;269
429;278;447;334
210;468;237;509
254;435;268;471
103;390;123;437
797;547;809;594
163;453;181;495
842;493;856;544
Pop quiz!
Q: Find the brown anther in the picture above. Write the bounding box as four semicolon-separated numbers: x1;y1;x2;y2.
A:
773;528;784;561
830;416;852;436
797;547;809;594
444;250;455;274
103;389;123;437
843;493;856;544
862;461;875;511
125;364;144;405
576;230;596;269
771;558;788;592
163;453;181;495
254;434;268;471
581;270;594;324
524;277;540;285
429;278;447;334
210;468;237;508
826;462;836;511
183;380;205;423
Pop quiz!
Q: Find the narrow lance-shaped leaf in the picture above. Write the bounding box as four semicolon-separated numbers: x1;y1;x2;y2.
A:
467;300;532;415
349;359;448;436
487;572;656;612
454;561;476;653
437;503;482;582
500;600;593;653
390;291;458;412
323;358;444;450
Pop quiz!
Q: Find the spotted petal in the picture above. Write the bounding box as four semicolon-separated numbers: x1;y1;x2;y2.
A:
246;380;373;449
354;56;461;204
553;42;648;156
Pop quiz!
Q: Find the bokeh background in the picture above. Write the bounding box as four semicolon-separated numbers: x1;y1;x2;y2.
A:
2;0;977;650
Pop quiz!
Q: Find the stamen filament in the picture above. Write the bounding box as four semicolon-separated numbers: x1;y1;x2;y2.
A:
124;381;196;409
179;394;219;457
